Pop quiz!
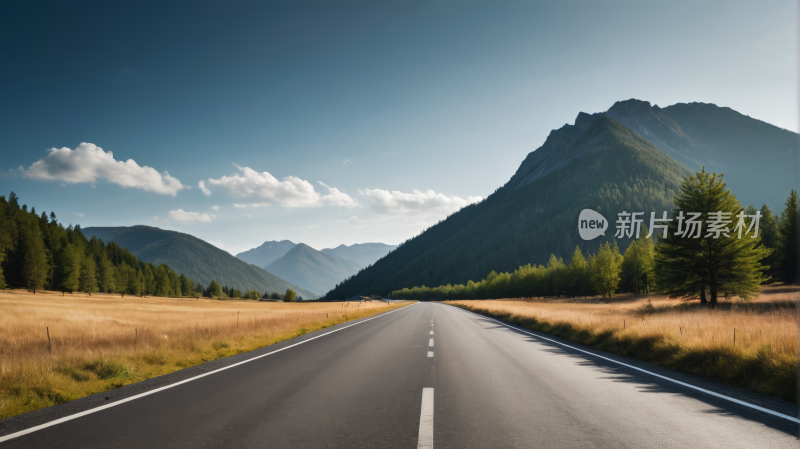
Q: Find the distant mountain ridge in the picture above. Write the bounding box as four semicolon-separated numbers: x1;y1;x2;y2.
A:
83;226;318;298
265;243;363;294
235;241;398;294
235;240;297;268
321;243;398;267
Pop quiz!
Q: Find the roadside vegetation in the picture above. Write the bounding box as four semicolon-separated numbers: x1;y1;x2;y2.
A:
0;290;410;419
448;286;796;402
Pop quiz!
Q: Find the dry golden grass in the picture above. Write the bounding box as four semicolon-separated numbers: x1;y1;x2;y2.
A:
447;285;798;401
0;289;411;419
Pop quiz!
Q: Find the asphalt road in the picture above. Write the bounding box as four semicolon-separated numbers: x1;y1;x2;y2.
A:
2;302;798;448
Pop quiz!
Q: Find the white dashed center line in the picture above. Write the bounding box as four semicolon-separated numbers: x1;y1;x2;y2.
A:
417;388;434;448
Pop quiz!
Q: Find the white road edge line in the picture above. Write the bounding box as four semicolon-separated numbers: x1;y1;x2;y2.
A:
429;338;434;347
0;303;420;443
417;388;434;449
448;304;800;424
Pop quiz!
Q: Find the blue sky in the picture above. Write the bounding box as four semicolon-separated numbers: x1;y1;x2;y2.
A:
1;0;796;254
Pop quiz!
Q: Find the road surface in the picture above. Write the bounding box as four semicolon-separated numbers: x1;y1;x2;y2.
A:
1;302;798;448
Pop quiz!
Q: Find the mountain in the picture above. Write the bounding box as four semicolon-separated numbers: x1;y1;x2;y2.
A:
325;100;797;298
321;243;398;267
82;226;319;298
235;240;296;267
325;115;694;298
265;243;362;294
510;99;797;211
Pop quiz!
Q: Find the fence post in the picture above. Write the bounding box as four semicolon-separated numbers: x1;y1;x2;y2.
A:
47;327;52;352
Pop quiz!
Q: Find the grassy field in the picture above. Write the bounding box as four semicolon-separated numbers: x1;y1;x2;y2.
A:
447;285;798;402
0;290;411;419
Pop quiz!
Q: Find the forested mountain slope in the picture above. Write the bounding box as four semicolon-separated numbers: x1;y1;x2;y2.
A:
509;99;797;211
84;226;318;298
325;116;691;298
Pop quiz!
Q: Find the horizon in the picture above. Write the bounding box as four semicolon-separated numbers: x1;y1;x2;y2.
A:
1;1;796;255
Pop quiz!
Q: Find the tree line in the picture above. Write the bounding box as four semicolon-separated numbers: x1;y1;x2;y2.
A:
0;192;205;297
0;191;304;303
390;170;798;305
204;280;300;302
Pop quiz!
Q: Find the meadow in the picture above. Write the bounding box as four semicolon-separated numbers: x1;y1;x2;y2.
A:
447;285;798;402
0;290;409;419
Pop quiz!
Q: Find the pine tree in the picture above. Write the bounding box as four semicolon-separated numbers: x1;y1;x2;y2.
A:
776;190;798;284
756;204;780;279
155;265;171;297
79;253;98;295
0;202;15;289
131;268;144;297
172;272;182;297
138;269;146;297
22;219;48;293
655;169;770;305
115;261;130;297
179;273;195;297
97;254;115;293
57;243;81;293
144;264;155;295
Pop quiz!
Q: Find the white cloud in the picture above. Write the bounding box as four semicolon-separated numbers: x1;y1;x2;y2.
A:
207;165;358;209
198;180;211;196
233;202;270;209
167;209;213;223
210;205;219;210
72;212;85;217
23;143;185;196
319;182;359;208
358;188;482;215
343;159;350;165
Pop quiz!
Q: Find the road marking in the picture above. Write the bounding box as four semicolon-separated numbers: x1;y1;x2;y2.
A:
0;303;419;443
450;304;800;424
428;338;434;347
430;330;434;335
427;351;434;357
417;388;434;449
